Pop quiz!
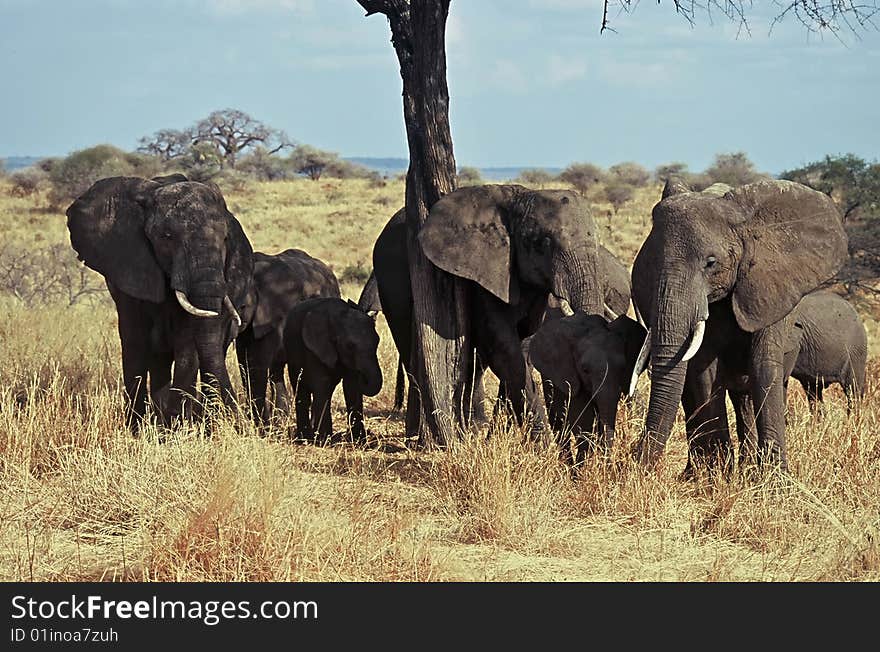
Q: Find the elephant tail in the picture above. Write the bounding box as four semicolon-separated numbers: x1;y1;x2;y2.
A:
393;356;406;412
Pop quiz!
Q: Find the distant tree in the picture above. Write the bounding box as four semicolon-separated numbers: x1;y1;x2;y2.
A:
605;182;635;214
137;128;192;163
608;161;650;187
683;172;715;192
456;166;483;186
8;167;47;198
516;168;554;187
192;109;292;169
654;162;689;183
704;151;764;187
559;162;605;195
781;154;880;221
289;145;338;181
176;141;225;182
47;145;162;205
0;159;6;178
237;146;289;181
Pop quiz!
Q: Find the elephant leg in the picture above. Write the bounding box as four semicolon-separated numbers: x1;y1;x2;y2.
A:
749;326;789;471
268;352;289;423
572;399;598;466
682;359;733;478
241;331;279;425
593;386;620;456
289;366;313;441
115;301;151;431
342;377;367;443
311;381;335;444
729;390;758;471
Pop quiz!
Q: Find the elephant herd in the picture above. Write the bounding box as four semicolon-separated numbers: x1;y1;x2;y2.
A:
65;174;868;476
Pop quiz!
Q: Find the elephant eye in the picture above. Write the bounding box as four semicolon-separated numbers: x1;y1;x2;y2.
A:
163;230;173;240
706;256;717;268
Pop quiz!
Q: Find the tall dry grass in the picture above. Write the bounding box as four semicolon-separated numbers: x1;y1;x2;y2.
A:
0;177;878;581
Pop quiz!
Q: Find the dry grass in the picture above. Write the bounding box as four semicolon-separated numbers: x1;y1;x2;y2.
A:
1;177;879;582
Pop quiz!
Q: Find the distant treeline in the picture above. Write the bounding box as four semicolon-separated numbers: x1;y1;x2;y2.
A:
1;108;878;223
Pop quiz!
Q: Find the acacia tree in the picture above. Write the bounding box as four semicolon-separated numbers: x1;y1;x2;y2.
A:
193;109;292;169
353;0;879;446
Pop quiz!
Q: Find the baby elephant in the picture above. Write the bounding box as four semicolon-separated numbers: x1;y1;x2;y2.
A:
789;290;867;410
283;298;383;443
529;313;647;465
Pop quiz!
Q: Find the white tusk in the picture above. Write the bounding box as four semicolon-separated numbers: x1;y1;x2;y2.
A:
681;320;706;362
223;295;242;328
628;328;651;398
633;302;646;328
558;297;575;317
603;302;619;321
175;290;219;318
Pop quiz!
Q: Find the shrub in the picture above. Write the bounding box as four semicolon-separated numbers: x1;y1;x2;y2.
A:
235;146;288;181
516;168;554;187
608;161;650;187
654;162;689;183
704;152;764;187
8;167;48;198
456;166;483;187
605;182;635;214
559;162;605;195
0;243;106;307
781;154;880;221
47;145;163;206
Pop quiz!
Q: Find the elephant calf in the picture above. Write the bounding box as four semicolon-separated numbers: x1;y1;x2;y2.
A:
283;298;383;443
237;249;340;424
788;290;867;410
529;312;647;465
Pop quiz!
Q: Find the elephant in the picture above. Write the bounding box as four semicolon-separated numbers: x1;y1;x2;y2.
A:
283;297;383;442
629;178;848;473
529;312;647;465
787;290;867;411
66;175;254;429
373;186;612;435
236;249;340;424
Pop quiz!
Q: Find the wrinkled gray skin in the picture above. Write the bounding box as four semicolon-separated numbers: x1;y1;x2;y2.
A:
66;175;254;429
530;313;646;465
237;249;340;424
631;179;847;473
787;290;867;410
283;297;383;442
374;185;607;434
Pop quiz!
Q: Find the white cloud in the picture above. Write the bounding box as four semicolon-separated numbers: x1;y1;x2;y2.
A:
547;54;587;85
200;0;313;15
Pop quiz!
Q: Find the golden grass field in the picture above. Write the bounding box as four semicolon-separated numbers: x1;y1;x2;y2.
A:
1;176;879;581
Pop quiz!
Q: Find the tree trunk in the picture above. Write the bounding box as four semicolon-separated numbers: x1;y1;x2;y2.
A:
357;0;470;446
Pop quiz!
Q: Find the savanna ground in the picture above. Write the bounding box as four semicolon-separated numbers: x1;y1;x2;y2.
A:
1;176;879;581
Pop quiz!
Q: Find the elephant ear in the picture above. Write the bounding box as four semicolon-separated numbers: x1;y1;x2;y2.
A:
661;177;690;199
730;180;848;332
529;314;586;395
302;306;338;368
66;176;166;303
418;185;520;304
224;212;255;326
608;315;648;380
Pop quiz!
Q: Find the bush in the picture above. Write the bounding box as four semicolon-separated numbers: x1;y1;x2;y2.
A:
8;167;48;198
781;154;880;221
704;152;764;187
236;146;288;181
456;167;483;187
605;182;635;214
559;162;605;195
654;162;689;183
516;168;554;187
608;162;650;187
47;145;163;206
0;242;106;307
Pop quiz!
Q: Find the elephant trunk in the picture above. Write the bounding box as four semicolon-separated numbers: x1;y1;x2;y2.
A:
193;314;235;407
638;274;708;465
358;358;384;398
555;247;602;316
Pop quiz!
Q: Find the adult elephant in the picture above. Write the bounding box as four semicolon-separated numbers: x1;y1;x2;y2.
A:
237;249;341;424
66;175;254;429
373;185;609;435
630;178;847;472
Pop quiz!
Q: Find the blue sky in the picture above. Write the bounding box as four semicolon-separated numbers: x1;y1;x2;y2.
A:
1;0;878;174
